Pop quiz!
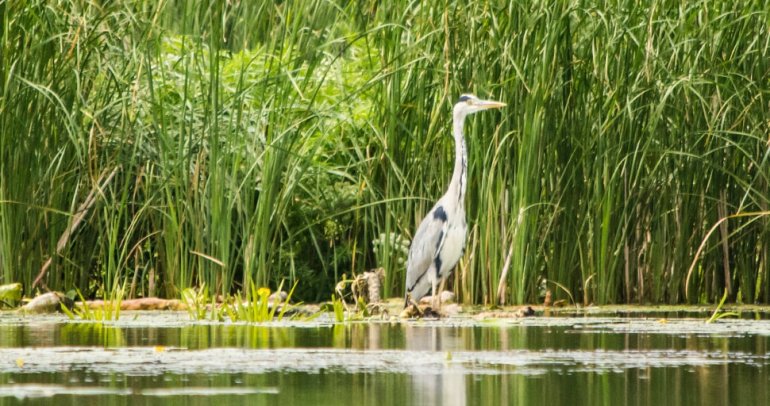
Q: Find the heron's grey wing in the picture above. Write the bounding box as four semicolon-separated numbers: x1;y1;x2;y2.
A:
405;205;449;295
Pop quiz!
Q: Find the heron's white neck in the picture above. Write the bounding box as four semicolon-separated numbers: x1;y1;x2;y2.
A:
448;112;467;205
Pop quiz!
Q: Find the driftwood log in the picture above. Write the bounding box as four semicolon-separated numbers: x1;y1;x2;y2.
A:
85;297;186;311
18;294;185;313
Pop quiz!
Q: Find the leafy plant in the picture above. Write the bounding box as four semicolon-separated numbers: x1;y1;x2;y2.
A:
230;280;299;323
181;284;212;321
0;283;22;308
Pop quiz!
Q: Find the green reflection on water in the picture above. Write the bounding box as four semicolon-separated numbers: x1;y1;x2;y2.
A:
0;319;769;405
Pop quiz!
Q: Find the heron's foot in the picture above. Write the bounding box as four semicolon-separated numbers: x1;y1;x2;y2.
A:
400;303;422;318
427;303;463;318
399;303;441;319
422;306;441;319
400;305;441;319
399;303;462;319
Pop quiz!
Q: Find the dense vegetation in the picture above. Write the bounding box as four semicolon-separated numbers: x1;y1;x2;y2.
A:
1;1;768;305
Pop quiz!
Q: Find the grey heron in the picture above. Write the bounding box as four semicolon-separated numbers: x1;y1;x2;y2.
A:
404;94;506;308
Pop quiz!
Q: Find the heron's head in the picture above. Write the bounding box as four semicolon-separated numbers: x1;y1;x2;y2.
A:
453;94;506;120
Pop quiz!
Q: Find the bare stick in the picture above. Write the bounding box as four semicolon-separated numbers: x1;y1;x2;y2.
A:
32;167;119;289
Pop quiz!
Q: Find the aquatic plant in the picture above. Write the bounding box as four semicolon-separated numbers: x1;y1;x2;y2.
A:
705;289;740;323
183;280;299;323
0;283;22;308
181;284;212;321
229;281;299;323
330;293;346;323
62;286;125;322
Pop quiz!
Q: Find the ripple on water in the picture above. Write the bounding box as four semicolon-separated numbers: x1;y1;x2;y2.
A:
0;384;279;399
0;346;766;376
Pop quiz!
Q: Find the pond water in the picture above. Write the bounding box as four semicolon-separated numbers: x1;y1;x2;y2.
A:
1;312;769;405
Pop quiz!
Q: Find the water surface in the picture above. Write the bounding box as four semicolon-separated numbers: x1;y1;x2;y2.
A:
1;312;769;405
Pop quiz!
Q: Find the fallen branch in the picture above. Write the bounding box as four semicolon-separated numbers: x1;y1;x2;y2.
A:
33;167;120;289
85;297;186;311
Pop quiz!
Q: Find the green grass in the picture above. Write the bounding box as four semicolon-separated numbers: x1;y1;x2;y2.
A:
1;1;768;306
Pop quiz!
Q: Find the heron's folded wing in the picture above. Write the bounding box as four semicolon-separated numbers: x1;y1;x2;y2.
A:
405;207;448;292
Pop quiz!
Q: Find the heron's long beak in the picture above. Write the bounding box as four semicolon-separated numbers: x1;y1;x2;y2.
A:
476;99;507;109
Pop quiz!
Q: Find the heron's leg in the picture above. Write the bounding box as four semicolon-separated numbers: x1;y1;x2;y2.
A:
431;278;438;309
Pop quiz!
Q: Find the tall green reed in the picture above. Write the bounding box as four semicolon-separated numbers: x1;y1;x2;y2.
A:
0;0;768;306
